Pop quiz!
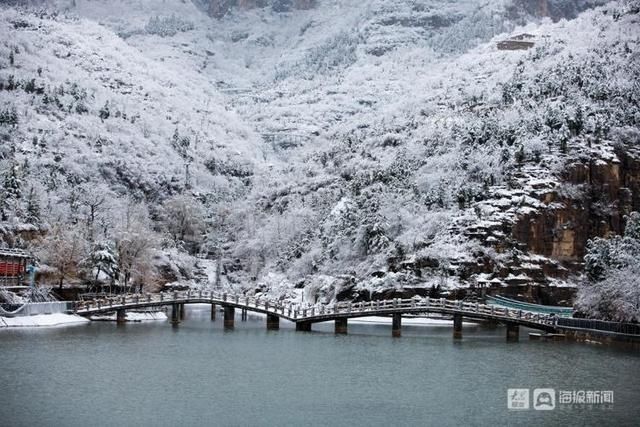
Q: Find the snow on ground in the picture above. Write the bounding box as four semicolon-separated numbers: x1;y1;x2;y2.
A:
348;316;478;327
0;309;478;328
0;313;90;328
1;0;635;296
90;311;168;321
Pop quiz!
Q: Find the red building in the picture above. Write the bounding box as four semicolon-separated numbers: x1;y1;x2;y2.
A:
0;248;31;287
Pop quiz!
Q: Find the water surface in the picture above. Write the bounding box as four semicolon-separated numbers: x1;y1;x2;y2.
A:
1;306;638;426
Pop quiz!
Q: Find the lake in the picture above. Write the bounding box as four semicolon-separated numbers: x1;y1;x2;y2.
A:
1;305;638;426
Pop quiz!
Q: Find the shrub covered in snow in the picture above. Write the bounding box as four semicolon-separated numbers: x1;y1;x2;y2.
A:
0;0;639;300
576;212;640;322
145;15;194;37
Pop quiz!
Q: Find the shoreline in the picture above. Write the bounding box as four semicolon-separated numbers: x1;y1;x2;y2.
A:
0;313;90;328
90;311;168;322
0;310;167;328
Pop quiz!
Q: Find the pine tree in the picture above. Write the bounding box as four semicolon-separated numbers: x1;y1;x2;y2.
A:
6;75;15;90
83;241;120;288
0;192;8;221
3;164;21;200
26;187;40;224
584;237;612;282
624;212;640;240
0;108;18;126
171;128;193;189
9;107;17;126
98;101;110;121
23;79;36;93
515;145;525;163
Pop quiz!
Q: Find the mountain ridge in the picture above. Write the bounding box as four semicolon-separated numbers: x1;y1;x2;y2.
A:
0;0;638;304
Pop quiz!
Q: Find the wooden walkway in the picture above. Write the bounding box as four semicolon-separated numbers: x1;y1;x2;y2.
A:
74;290;559;340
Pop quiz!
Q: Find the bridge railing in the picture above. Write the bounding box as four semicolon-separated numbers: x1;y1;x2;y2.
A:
74;292;553;326
556;317;640;335
74;290;298;318
487;295;574;317
293;297;552;324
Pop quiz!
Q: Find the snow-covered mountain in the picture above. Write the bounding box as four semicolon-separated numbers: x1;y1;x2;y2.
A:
1;0;638;303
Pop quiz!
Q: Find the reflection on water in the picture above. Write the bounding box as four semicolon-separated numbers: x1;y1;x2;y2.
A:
1;305;638;426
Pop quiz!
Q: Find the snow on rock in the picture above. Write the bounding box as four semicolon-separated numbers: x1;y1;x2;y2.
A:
1;0;637;302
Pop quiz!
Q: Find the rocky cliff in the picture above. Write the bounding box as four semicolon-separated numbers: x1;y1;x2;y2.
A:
445;144;640;301
383;148;640;305
514;145;640;266
207;0;316;18
507;0;609;22
1;0;636;305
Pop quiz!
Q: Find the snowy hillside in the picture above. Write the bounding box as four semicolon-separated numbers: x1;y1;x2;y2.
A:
1;0;638;303
0;6;260;196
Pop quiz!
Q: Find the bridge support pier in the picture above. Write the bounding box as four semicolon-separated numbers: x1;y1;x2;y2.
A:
506;322;519;342
179;303;185;320
392;314;402;337
116;309;126;324
296;321;312;332
267;314;279;330
171;303;180;325
453;314;463;339
335;318;347;334
224;306;235;329
242;309;248;322
211;304;216;321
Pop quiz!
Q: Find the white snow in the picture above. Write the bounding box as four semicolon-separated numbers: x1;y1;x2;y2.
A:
0;0;634;297
348;316;479;327
90;311;168;322
0;313;90;328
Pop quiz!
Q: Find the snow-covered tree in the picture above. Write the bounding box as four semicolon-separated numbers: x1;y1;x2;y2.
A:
0;160;22;221
624;211;640;240
25;187;41;225
162;195;206;254
114;202;157;292
2;162;21;200
0;0;638;296
38;224;87;289
145;15;194;37
82;241;119;289
79;186;110;244
577;212;640;321
171;128;194;189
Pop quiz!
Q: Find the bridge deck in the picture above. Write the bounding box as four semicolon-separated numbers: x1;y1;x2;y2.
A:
74;291;557;332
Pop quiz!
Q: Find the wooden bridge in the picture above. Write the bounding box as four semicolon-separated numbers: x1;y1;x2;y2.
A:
74;290;559;341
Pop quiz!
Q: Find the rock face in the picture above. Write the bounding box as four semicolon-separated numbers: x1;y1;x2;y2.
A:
410;145;640;302
207;0;316;18
537;0;550;17
512;147;640;271
507;0;609;22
